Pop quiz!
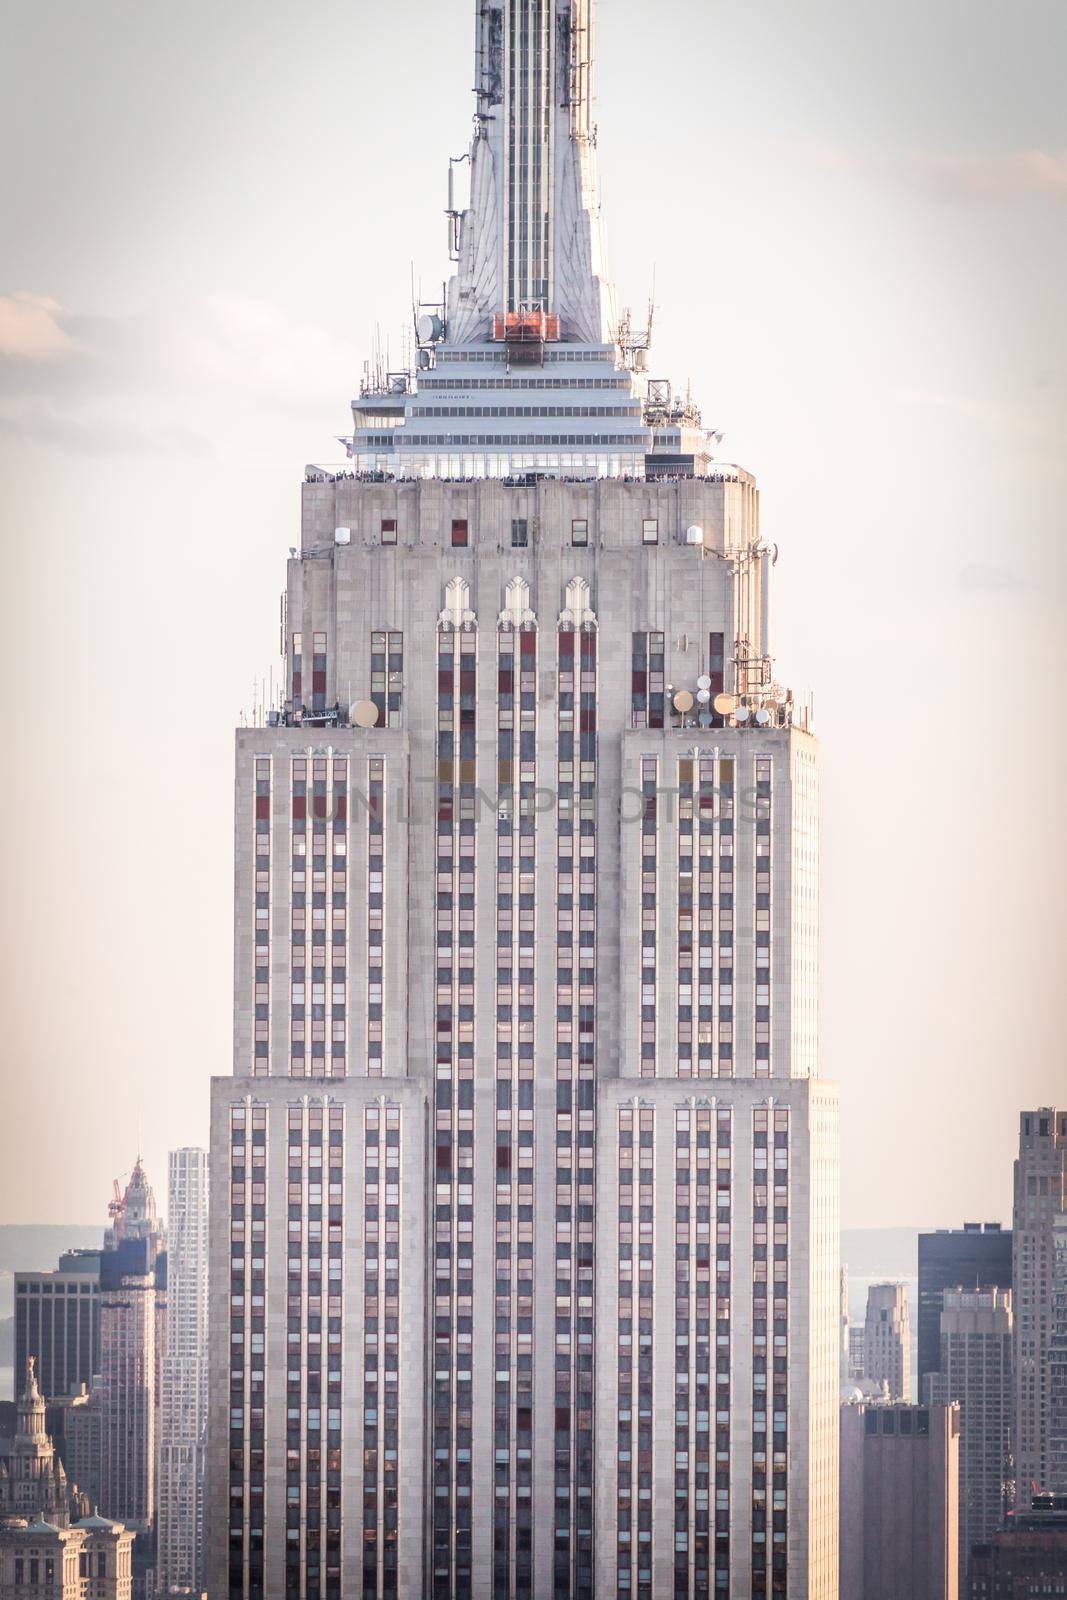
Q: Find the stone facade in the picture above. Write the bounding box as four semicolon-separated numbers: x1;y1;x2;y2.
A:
208;479;839;1599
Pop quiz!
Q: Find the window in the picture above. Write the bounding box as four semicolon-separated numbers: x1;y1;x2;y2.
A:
511;519;528;548
642;518;659;545
381;517;397;545
572;518;588;546
451;518;469;548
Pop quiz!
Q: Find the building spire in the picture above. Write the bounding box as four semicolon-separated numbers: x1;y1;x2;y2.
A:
447;0;613;344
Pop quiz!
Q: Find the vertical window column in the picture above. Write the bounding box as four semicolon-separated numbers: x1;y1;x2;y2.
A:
493;621;537;1599
254;760;271;1076
615;1108;635;1597
363;1105;402;1599
330;759;348;1080
228;1107;250;1598
284;1107;307;1600
371;632;404;729
696;761;716;1080
717;763;735;1080
325;1108;343;1600
291;633;303;712
713;1109;732;1596
754;760;772;1078
751;1106;789;1599
312;633;327;715
677;762;695;1078
555;623;598;1597
630;632;665;730
640;758;658;1078
433;624;478;1600
676;1107;725;1597
290;761;307;1079
366;759;384;1076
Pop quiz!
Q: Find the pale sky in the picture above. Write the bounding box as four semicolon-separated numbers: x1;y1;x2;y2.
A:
1;0;1064;1230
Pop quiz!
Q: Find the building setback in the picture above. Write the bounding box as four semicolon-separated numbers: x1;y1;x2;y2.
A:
206;2;841;1597
917;1225;1012;1399
840;1402;960;1600
1013;1109;1067;1505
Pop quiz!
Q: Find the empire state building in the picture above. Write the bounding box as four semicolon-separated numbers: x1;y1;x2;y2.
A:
206;3;840;1598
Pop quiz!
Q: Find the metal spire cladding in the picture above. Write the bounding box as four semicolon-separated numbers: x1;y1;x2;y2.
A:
447;0;611;345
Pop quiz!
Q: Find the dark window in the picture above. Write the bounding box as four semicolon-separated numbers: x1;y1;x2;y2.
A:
381;518;397;545
451;519;469;548
511;519;528;548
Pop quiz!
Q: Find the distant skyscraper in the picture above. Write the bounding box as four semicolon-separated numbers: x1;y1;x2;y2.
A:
207;1;841;1596
1051;1213;1067;1491
1014;1109;1067;1505
926;1289;1013;1589
99;1163;166;1542
840;1401;960;1600
864;1284;911;1402
13;1255;101;1403
156;1149;208;1597
917;1225;1012;1397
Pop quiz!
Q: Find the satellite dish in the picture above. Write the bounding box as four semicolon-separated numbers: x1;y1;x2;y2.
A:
334;526;351;546
697;710;712;727
351;700;379;728
674;690;695;713
697;675;712;691
696;688;711;704
417;312;443;344
685;525;704;546
713;693;737;717
755;708;771;726
735;705;751;723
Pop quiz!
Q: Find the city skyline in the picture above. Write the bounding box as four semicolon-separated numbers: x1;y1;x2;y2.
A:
2;0;1064;1233
1;1;1064;1595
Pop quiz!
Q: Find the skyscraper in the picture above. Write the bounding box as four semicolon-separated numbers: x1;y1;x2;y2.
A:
156;1150;208;1596
13;1255;101;1404
1050;1212;1067;1491
1014;1109;1067;1506
207;3;840;1597
926;1289;1014;1588
863;1284;910;1403
840;1401;960;1600
99;1163;166;1541
917;1225;1012;1398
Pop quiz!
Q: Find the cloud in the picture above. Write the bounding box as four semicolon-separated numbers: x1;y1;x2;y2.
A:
0;293;77;361
781;141;1067;204
0;403;212;458
913;150;1067;202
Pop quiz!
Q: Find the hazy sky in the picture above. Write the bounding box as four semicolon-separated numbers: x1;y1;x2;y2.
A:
1;0;1064;1230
